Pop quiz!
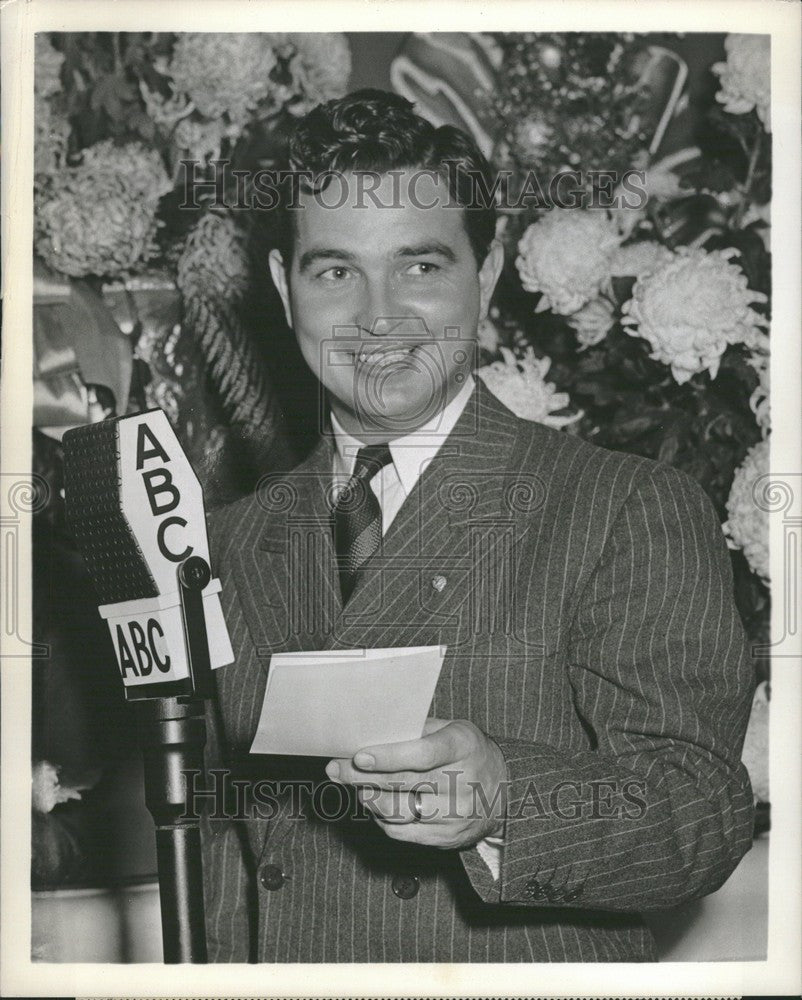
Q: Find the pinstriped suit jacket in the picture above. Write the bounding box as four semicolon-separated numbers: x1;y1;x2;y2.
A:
200;379;755;962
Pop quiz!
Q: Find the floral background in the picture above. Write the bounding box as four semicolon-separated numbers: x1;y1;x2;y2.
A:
32;31;770;887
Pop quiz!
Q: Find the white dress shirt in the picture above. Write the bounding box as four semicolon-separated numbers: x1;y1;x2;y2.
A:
329;374;504;880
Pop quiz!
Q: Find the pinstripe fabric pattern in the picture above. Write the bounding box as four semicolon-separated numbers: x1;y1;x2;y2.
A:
200;380;755;962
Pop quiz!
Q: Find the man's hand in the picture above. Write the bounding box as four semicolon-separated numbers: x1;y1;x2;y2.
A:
325;718;507;849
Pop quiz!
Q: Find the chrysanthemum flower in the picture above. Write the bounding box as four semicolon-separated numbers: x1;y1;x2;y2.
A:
168;33;279;126
610;241;676;281
748;347;770;437
283;32;352;111
567;297;617;349
723;438;770;583
35;141;171;277
620;247;768;384
516;210;621;315
713;34;771;132
477;346;580;427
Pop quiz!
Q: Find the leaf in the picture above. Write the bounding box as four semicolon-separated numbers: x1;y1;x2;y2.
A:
128;109;157;142
609;275;636;305
89;74;136;122
573;377;619;407
610;408;667;439
704;227;771;297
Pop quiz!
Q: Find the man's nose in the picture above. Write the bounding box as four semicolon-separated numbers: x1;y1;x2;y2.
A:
354;277;401;337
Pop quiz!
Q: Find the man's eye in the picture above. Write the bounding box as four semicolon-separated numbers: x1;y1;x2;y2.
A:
407;261;440;276
319;266;352;281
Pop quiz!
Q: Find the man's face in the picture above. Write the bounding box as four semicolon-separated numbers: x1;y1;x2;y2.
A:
269;169;503;439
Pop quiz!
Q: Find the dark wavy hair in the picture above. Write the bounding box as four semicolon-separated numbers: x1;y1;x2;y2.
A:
275;88;497;266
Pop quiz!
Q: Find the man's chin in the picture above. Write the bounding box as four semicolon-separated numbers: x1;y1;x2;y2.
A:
334;400;445;437
361;411;443;436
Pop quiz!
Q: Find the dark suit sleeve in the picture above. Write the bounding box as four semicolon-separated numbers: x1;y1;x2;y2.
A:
462;465;755;911
198;694;254;961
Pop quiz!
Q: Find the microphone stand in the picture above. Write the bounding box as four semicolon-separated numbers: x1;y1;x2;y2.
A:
128;555;214;963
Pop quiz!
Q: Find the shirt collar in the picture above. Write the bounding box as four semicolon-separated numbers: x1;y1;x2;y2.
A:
330;374;476;496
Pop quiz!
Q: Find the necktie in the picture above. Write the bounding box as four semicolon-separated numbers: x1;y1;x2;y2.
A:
333;443;393;604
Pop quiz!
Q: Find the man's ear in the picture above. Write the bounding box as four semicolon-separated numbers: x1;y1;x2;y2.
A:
268;249;293;328
478;238;504;321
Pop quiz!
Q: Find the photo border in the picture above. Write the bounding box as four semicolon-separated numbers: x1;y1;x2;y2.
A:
2;1;800;995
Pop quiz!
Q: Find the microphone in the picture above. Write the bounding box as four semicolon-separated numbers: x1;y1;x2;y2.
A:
62;408;234;963
62;408;233;695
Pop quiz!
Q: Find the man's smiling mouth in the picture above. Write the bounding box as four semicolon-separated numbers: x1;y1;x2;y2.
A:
351;344;422;369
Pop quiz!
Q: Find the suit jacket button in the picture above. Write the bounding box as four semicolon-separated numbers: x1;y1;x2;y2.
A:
525;877;546;900
391;874;420;899
259;863;286;891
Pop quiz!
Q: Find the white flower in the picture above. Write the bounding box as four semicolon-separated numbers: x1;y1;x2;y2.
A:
748;346;770;436
641;163;686;202
140;83;194;129
610;241;676;281
157;32;351;135
168;33;279;126
32;761;82;814
516;210;622;315
742;199;771;252
568;297;616;349
283;33;352;111
723;438;770;582
477;308;502;353
713;34;771;132
35;141;171;278
173;116;239;164
79;141;171;205
613;147;699;238
741;681;769;803
142;81;243;161
477;346;580;428
620;247;769;384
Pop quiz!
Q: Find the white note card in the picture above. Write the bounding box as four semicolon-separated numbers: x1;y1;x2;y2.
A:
249;646;446;758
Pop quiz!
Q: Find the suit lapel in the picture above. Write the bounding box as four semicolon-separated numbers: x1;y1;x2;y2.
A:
325;381;525;650
225;382;531;661
227;434;342;668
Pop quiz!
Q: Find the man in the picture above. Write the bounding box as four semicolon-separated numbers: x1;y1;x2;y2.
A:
200;89;755;962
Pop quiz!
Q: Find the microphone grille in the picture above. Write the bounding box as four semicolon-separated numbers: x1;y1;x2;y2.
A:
63;419;158;604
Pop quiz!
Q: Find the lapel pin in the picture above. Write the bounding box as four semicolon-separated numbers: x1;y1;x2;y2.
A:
431;574;447;593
